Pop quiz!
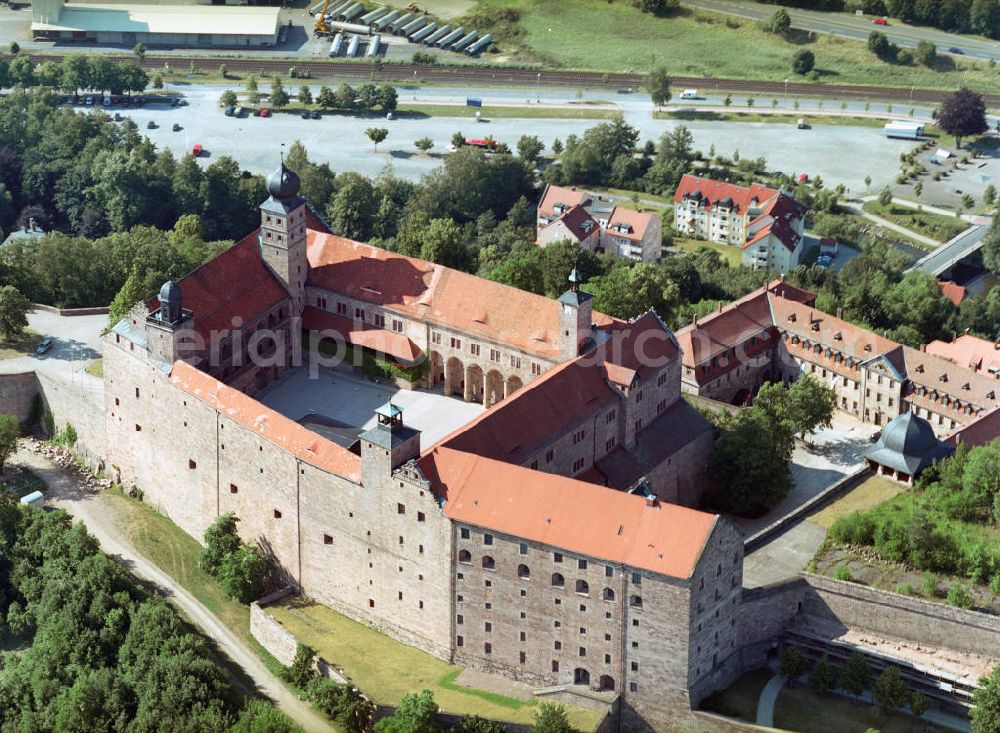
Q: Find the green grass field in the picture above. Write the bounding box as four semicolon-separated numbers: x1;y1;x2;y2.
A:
774;685;945;733
699;668;771;721
395;103;620;119
0;329;38;361
672;236;744;266
85;358;104;378
808;475;904;530
266;597;605;729
862;200;969;242
474;0;1000;92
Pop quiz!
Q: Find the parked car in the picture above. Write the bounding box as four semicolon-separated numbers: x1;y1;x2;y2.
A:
171;98;181;107
172;123;182;131
113;112;123;121
301;111;311;119
147;120;157;129
178;98;188;106
234;106;245;117
258;108;271;117
386;111;394;120
948;46;964;54
85;96;94;105
310;111;321;119
35;338;53;355
815;254;833;268
872;16;888;24
192;143;204;157
224;105;235;117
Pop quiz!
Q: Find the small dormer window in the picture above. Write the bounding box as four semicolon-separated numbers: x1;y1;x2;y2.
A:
787;313;796;323
833;332;842;341
962;382;971;391
864;344;872;352
916;364;924;373
940;373;948;383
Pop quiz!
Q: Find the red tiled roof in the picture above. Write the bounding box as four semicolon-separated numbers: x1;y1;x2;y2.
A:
744;215;802;253
926;334;1000;374
301;307;423;365
673;174;780;213
307;232;569;360
938;281;967;306
606;206;655;242
149;232;289;341
169;360;361;483
420;446;718;579
946;408;1000;447
537;184;588;219
550;204;599;243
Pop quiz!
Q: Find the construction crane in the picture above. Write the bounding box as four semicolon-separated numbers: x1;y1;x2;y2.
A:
313;0;334;35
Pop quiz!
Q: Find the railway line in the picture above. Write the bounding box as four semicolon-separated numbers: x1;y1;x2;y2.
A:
26;52;1000;107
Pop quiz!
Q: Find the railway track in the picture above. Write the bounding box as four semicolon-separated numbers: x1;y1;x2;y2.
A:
26;52;1000;106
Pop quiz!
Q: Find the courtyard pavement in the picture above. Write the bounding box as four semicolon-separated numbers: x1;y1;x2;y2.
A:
256;366;484;450
738;412;869;589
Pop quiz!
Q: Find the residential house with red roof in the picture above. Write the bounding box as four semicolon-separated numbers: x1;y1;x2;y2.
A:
536;184;662;261
673;174;807;273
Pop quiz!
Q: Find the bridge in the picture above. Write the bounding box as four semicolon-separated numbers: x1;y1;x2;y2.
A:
907;221;992;277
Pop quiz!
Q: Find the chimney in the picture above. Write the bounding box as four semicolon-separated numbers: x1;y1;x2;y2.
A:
692;313;698;327
717;302;723;313
836;307;843;320
921;344;927;352
28;217;36;232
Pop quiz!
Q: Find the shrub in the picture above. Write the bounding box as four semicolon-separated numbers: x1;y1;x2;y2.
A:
810;654;836;694
791;49;815;75
217;544;268;603
830;511;876;546
833;565;854;582
922;571;939;597
282;643;318;690
779;646;808;680
841;652;871;695
947;582;973;609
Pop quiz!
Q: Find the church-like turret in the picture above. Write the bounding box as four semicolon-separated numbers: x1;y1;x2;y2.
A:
259;161;309;316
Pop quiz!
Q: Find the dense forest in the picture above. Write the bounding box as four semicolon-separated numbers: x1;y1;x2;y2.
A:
0;495;298;732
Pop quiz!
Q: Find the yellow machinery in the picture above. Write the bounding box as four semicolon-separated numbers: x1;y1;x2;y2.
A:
314;0;333;35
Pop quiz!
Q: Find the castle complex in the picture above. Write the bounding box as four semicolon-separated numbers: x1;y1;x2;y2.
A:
98;163;1000;729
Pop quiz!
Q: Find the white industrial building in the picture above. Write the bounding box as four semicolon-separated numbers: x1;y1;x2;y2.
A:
32;0;280;47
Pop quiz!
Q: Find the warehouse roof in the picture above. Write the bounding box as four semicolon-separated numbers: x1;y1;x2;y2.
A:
33;3;280;36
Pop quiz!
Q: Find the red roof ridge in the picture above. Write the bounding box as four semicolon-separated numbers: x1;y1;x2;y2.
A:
170;360;361;482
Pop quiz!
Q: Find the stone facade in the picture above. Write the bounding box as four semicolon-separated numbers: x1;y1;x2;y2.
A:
0;372;39;423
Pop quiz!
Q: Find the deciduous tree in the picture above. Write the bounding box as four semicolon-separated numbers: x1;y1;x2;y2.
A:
646;66;672;107
0;285;30;340
366;127;388;151
937;88;988;148
0;414;18;473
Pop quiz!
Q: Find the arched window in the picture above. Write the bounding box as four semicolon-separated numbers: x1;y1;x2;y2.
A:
575;580;589;595
482;555;495;570
630;594;643;609
517;564;530;580
458;549;471;563
602;587;615;601
573;668;590;686
599;675;615;692
551;572;565;588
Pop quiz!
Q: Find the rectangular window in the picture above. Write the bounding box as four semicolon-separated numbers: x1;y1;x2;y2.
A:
470;343;481;356
432;332;442;345
485;643;492;654
417;512;425;522
519;651;526;664
450;337;462;349
273;509;282;519
554;641;562;650
457;635;464;647
397;503;405;514
485;622;492;632
520;631;526;642
484;533;493;546
354;308;364;321
392;319;403;333
323;534;333;545
460;528;470;539
457;614;464;624
606;566;614;578
490;349;500;362
578;559;588;570
545;449;554;462
531;363;542;376
373;314;385;328
552;661;559;673
579;647;586;657
510;355;521;369
520;543;528;555
631;572;641;585
554;552;563;563
230;484;238;494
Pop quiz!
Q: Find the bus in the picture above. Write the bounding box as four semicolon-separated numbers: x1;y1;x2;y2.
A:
465;138;498;150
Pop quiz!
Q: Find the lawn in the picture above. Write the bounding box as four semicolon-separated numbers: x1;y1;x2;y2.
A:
699;667;772;721
86;358;104;378
862;200;969;242
395;103;619;120
671;236;744;266
474;0;1000;92
266;597;605;729
0;329;39;361
774;685;945;733
808;475;904;530
656;110;886;128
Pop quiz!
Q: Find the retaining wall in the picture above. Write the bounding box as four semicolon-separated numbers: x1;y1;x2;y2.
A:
35;372;105;469
801;572;1000;660
31;304;110;317
0;372;40;422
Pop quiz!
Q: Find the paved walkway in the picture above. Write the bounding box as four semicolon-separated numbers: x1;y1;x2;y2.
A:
842;200;940;248
755;674;786;727
16;446;336;733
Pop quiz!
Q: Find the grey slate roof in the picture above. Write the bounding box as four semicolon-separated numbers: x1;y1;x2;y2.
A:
864;411;954;476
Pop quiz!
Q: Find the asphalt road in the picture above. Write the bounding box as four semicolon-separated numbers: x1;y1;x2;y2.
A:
20;446;336;733
684;0;1000;62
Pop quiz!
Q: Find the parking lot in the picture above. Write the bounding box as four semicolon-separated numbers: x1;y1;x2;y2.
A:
101;83;921;190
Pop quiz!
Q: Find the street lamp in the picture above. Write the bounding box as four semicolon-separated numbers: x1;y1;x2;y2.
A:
784;78;789;96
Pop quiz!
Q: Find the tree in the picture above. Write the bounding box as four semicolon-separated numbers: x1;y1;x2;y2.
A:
551;138;563;155
9;41;19;55
868;30;892;57
530;703;572;733
299;85;313;106
327;172;377;241
984;220;1000;274
914;180;923;199
451;131;467;149
785;375;837;441
0;414;18;474
962;193;976;212
246;74;258;93
270;78;290;109
841;652;872;696
366;127;389;151
985;183;997;207
810;655;836;694
937;88;988;148
419;217;468;270
218;64;229;79
281;643;317;690
455;717;505;733
915;40;937;66
765;7;792;34
791;49;815;74
379;84;398;113
646;66;672;107
879;185;894;206
516;134;544;164
231;699;299;733
0;285;31;341
374;689;440;733
220;90;238;108
974;665;1000;733
779;646;808;681
199;512;242;575
152;73;163;90
910;690;930;720
414;137;434;153
108;272;146;327
317;86;336;110
873;666;908;714
132;43;146;62
218;544;268;603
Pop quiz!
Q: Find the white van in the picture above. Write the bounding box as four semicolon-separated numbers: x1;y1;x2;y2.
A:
679;89;698;100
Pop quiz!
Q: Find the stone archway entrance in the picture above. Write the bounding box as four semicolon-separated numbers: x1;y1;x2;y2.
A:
505;375;523;399
466;363;484;403
445;357;464;398
485;369;504;408
573;668;590;686
428;351;444;390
